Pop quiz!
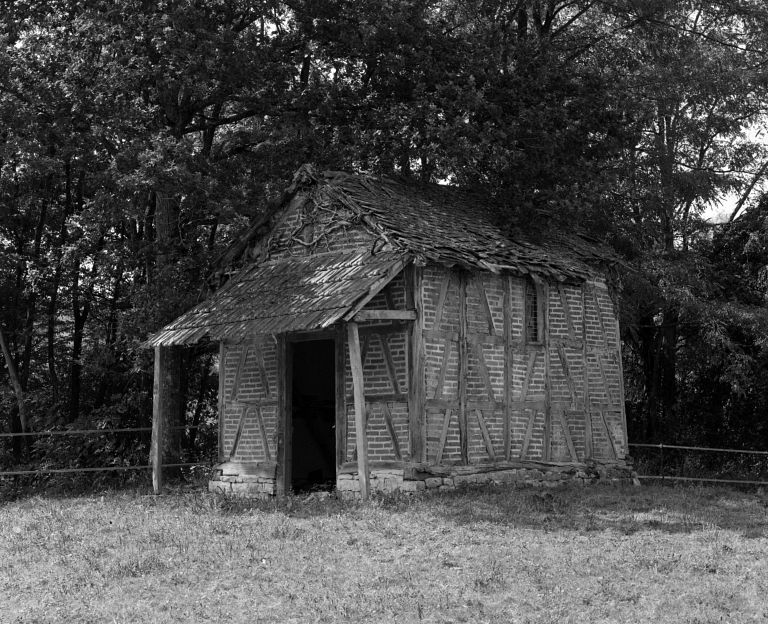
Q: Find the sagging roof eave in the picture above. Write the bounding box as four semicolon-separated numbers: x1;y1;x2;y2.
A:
144;253;412;348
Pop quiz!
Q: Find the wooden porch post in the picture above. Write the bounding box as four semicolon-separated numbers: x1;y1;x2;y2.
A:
347;322;370;500
151;345;166;494
406;265;425;463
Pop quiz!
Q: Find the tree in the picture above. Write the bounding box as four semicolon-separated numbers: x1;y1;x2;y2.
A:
3;0;768;477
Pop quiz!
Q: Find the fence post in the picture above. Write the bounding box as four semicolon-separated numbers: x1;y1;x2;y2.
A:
151;346;165;494
659;443;665;483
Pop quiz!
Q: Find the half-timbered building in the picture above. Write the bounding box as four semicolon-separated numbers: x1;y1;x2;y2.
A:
148;165;632;497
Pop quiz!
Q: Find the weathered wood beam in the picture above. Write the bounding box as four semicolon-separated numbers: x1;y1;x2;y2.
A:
406;265;426;464
335;325;347;470
475;409;496;461
433;273;452;330
599;409;618;459
614;303;628;458
404;457;631;479
346;392;407;404
458;273;469;465
581;288;593;460
543;284;552;462
276;335;290;496
427;398;503;410
254;344;271;398
151;346;166;494
557;284;577;340
471;341;496;403
255;405;271;462
352;309;417;322
347;321;370;500
380;334;402;395
230;346;250;401
216;460;277;479
381;402;402;461
503;275;512;461
435;408;452;465
343;258;409;321
217;342;226;462
434;339;452;401
229;405;249;461
558;409;578;461
479;282;496;336
338;460;404;473
519;408;537;460
556;343;578;408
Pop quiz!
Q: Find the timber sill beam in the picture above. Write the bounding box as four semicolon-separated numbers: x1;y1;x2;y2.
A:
351;309;417;322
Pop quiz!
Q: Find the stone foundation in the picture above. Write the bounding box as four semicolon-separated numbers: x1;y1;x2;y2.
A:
207;461;276;498
207;459;636;499
335;459;636;499
337;468;413;497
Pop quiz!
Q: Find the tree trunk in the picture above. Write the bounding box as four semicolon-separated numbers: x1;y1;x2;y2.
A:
660;306;678;431
20;197;48;387
0;327;29;441
94;269;123;409
47;263;61;403
69;263;84;422
638;321;662;441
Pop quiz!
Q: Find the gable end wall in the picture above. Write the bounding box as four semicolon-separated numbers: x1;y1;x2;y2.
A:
266;197;376;259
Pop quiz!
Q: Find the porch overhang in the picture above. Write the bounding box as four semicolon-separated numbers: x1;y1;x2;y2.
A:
147;250;409;347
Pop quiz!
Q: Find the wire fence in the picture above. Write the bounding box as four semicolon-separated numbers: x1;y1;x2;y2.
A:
628;442;768;487
0;425;212;480
2;429;767;487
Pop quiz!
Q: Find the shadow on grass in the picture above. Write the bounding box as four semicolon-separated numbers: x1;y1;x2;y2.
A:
405;483;768;539
174;482;768;540
0;469;210;504
0;473;155;504
4;474;767;540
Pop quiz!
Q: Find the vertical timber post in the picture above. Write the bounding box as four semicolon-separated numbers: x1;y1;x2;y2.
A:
335;325;347;471
347;321;370;500
503;275;512;462
615;305;628;458
406;264;425;463
458;272;469;465
151;345;166;494
217;342;226;462
276;335;289;496
581;287;593;459
542;282;552;462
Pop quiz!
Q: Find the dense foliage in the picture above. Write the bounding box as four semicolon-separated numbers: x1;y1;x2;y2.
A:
3;0;768;475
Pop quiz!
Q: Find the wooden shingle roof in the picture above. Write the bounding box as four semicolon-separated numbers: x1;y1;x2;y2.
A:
148;250;407;346
317;171;598;281
149;166;617;346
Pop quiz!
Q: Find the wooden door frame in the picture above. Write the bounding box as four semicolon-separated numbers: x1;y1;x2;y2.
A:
276;330;339;496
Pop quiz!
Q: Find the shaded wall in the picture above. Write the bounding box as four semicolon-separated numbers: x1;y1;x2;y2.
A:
420;265;626;467
219;337;279;463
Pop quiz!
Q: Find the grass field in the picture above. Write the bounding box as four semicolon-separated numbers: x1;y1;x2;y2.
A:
1;482;767;623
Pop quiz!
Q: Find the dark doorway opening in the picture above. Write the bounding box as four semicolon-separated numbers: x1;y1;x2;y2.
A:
291;339;336;492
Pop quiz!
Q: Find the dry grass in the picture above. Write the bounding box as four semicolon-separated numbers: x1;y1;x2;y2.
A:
1;483;767;623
